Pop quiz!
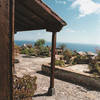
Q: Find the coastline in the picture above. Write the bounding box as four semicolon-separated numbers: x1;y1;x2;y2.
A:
15;40;100;53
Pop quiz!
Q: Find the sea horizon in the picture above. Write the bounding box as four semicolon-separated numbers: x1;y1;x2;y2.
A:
15;40;100;53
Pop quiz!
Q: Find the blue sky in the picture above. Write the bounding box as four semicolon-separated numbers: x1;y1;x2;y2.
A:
15;0;100;45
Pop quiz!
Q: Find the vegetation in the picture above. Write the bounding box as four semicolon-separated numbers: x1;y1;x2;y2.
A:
63;49;73;64
34;39;45;47
14;44;20;54
59;44;66;52
55;60;65;67
88;60;100;76
16;39;100;76
95;50;100;61
86;49;100;76
19;39;50;57
71;55;89;65
15;44;20;50
13;75;37;99
20;48;35;56
38;46;50;57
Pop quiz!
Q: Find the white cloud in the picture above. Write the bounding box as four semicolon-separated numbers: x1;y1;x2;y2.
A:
55;0;67;4
66;28;75;33
71;0;100;17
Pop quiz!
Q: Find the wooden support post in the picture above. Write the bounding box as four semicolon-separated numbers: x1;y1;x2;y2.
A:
12;0;15;74
48;32;56;96
0;0;15;100
9;0;15;99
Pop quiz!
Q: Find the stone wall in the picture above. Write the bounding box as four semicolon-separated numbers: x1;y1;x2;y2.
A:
42;64;100;91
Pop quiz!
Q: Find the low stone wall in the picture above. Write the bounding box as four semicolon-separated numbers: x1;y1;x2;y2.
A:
42;64;100;91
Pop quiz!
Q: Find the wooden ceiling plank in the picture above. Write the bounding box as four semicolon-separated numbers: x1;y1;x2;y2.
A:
15;0;45;26
16;0;48;25
15;11;37;26
15;19;45;32
15;12;36;26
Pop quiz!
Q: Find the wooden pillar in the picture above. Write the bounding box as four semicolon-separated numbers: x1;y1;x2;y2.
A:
48;32;56;96
0;0;15;100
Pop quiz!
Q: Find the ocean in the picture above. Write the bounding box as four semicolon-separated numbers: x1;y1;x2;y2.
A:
15;40;100;53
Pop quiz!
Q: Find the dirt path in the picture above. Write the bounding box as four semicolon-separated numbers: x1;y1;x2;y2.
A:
15;54;100;100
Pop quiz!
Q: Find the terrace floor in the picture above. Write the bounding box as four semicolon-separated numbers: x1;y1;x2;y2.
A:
15;54;100;100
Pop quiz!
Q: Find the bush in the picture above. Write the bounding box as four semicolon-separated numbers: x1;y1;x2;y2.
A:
13;75;37;99
28;48;35;56
40;47;50;57
20;46;50;57
95;62;100;73
34;39;45;47
96;52;100;61
55;60;65;67
89;60;100;76
36;46;50;57
59;44;66;51
14;44;20;54
70;55;90;65
63;49;73;64
20;48;29;54
20;48;35;56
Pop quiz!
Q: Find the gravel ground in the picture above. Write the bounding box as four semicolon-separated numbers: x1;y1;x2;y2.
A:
15;54;100;100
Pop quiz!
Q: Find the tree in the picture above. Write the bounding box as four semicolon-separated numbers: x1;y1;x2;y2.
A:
59;44;66;51
63;49;73;64
34;39;45;47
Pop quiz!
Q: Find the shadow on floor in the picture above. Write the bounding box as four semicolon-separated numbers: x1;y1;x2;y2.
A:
33;92;48;97
22;55;35;58
14;93;49;100
36;71;100;92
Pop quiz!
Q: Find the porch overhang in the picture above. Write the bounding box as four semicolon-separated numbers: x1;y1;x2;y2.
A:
15;0;67;32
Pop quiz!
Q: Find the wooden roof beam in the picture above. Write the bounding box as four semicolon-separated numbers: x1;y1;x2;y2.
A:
36;0;67;26
15;26;45;32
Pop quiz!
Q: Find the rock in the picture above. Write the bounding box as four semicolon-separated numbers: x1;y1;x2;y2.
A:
78;51;86;56
14;59;20;63
86;93;96;100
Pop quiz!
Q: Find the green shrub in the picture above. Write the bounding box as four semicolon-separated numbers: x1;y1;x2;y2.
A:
55;60;65;67
28;48;35;56
20;48;35;56
34;39;45;47
14;44;20;54
14;44;20;49
88;60;100;76
20;48;29;54
69;55;80;65
37;46;50;57
70;54;90;65
95;62;100;73
96;52;100;61
63;49;73;64
95;49;100;61
59;44;66;53
13;75;37;99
